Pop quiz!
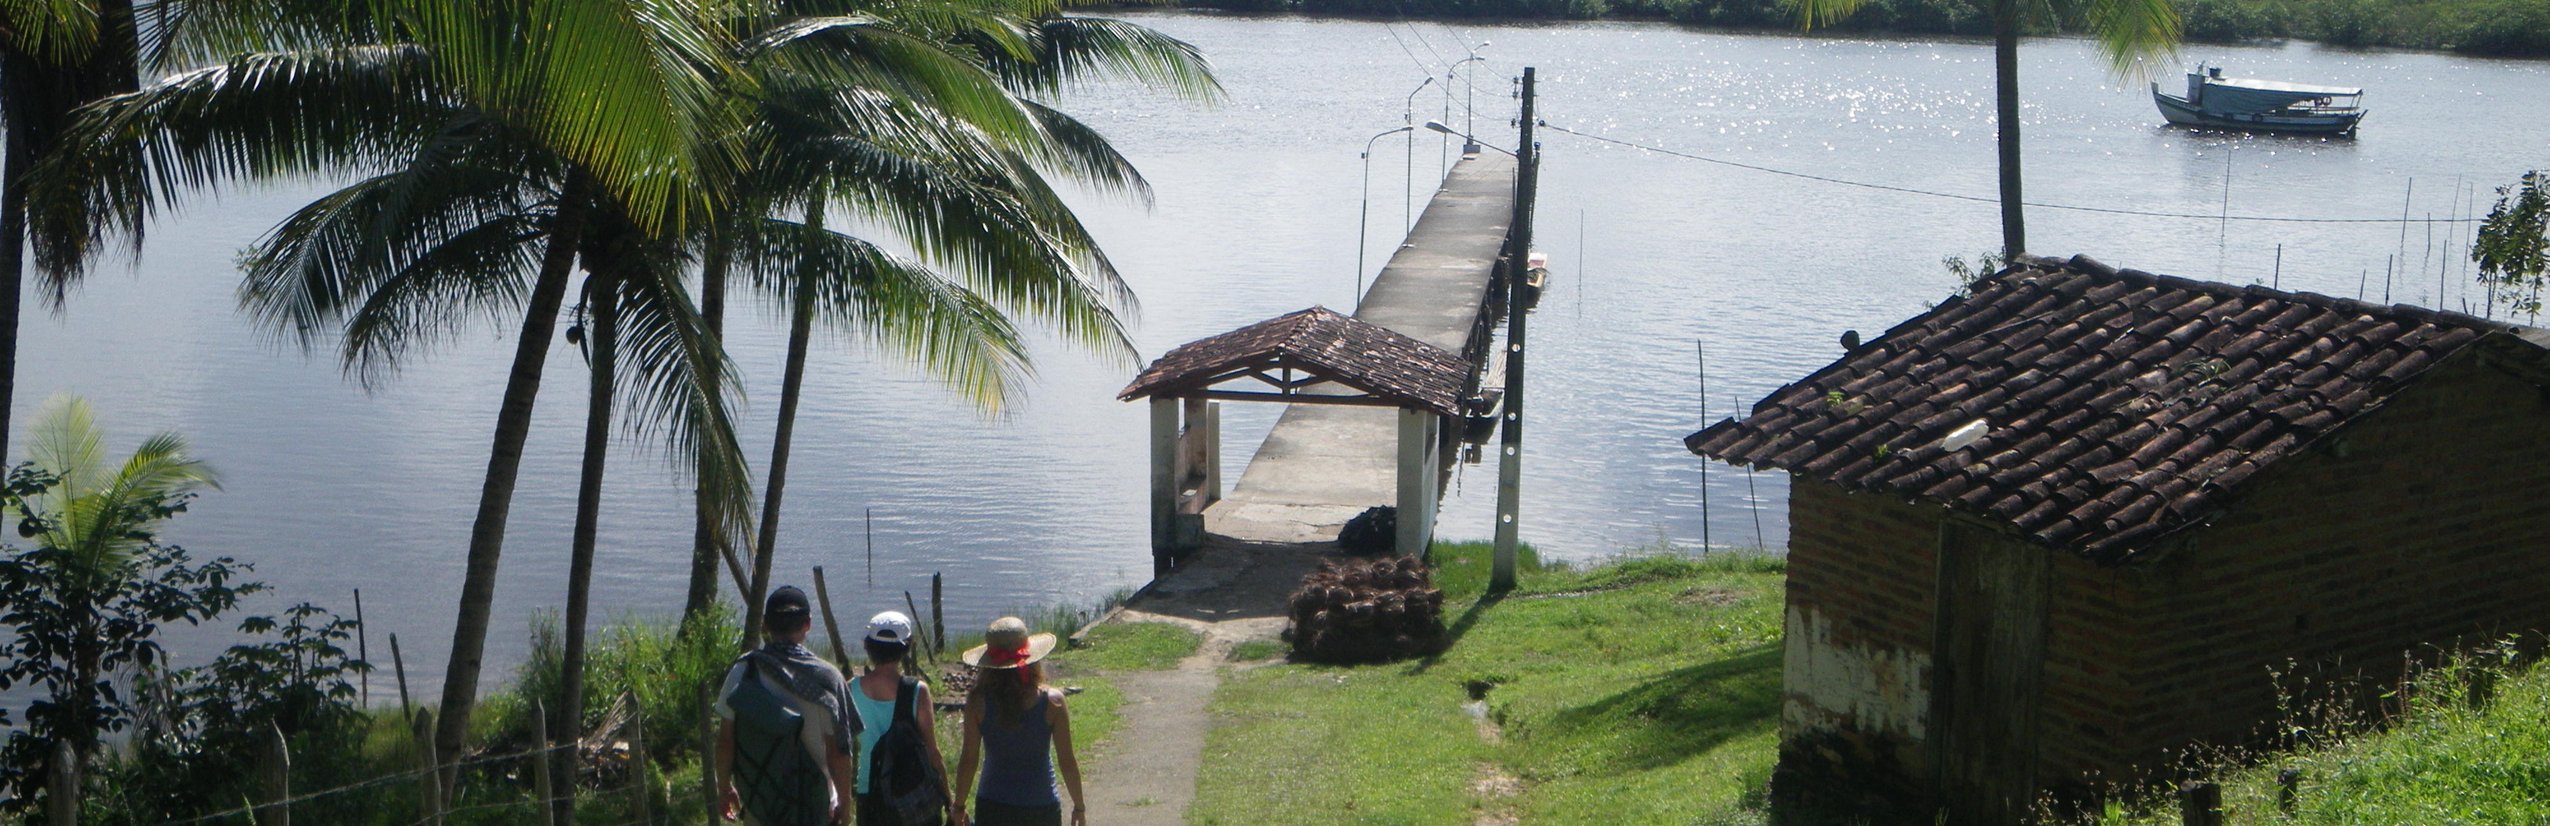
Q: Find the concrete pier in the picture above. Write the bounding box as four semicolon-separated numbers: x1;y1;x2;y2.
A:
1129;152;1518;619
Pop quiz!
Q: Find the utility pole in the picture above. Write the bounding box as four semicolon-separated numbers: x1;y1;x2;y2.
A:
1491;67;1538;591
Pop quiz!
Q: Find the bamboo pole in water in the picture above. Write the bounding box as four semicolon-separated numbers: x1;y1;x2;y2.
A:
1696;339;1711;553
354;588;369;708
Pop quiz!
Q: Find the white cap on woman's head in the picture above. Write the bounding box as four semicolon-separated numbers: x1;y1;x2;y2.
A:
865;611;915;644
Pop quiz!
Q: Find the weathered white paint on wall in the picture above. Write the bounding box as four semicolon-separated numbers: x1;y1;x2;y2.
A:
1784;605;1931;740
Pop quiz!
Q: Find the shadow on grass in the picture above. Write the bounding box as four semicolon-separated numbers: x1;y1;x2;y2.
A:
1411;590;1506;674
1537;643;1783;775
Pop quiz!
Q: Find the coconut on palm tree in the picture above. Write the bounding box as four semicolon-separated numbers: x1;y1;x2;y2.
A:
1799;0;2179;258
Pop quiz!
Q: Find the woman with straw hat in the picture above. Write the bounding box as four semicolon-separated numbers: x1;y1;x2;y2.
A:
952;617;1084;826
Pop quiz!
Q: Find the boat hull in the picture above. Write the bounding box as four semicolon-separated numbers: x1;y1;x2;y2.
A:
2154;90;2363;135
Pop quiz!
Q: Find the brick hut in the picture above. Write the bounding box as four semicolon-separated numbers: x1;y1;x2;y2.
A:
1684;255;2550;821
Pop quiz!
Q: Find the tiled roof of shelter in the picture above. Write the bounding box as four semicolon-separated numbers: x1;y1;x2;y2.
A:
1120;306;1471;417
1686;254;2547;564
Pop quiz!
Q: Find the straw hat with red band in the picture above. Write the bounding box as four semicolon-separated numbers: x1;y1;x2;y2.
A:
961;616;1057;670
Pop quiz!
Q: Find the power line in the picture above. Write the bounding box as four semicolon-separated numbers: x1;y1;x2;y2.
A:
1536;121;2483;225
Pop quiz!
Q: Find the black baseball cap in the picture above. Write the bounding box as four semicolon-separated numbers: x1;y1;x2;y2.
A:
766;586;812;620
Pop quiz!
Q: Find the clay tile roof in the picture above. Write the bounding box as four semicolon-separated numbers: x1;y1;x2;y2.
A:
1119;306;1471;417
1685;254;2546;564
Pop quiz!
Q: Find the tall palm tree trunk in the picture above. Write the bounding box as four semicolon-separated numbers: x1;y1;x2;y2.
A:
0;110;31;464
435;174;591;785
553;261;621;826
1994;1;2027;258
684;231;733;627
741;200;822;650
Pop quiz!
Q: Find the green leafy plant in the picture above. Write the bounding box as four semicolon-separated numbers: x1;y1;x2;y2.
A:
2473;170;2549;321
0;396;249;809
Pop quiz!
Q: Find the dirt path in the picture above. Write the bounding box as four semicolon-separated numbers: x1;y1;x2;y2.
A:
1075;533;1323;824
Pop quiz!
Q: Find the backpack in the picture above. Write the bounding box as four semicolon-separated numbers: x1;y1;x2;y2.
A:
855;675;948;826
728;652;832;826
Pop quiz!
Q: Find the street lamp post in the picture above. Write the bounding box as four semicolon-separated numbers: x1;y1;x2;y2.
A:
1456;43;1489;154
1403;76;1431;232
1358;125;1414;312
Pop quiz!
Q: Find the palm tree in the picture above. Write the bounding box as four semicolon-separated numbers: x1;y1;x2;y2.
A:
27;0;756;794
7;394;219;760
702;1;1220;635
1799;0;2179;258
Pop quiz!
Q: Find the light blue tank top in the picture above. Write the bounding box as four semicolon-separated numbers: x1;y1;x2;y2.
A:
849;680;898;795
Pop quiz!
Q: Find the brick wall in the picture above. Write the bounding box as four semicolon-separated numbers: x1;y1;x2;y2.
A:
1776;479;1945;805
2090;352;2550;778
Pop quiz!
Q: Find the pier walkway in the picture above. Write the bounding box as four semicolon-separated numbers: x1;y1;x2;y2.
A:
1080;152;1521;825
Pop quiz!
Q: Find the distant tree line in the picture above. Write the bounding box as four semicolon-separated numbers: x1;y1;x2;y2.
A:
1140;0;2550;57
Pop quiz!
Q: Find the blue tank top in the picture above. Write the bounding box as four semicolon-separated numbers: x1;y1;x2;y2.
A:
976;691;1058;807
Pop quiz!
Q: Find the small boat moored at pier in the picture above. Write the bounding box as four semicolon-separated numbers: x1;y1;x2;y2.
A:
2153;64;2365;135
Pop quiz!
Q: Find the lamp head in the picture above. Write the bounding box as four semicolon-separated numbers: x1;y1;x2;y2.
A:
1423;120;1458;136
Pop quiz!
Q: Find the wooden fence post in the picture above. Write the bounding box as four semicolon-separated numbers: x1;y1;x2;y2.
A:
628;691;652;825
930;573;944;659
812;566;849;669
2179;781;2223;826
47;740;77;826
533;701;556;826
413;708;444;826
699;683;720;825
261;721;292;826
390;633;415;725
2277;767;2302;816
904;591;932;667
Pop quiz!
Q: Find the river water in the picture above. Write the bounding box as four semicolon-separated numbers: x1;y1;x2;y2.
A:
12;15;2545;698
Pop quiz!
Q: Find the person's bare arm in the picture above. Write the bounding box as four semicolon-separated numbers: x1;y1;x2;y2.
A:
825;732;857;826
1049;689;1085;826
953;693;983;825
916;682;955;808
716;719;740;821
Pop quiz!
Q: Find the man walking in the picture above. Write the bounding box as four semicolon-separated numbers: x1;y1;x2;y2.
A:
716;586;858;825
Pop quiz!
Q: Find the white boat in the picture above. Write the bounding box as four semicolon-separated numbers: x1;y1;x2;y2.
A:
2153;64;2365;135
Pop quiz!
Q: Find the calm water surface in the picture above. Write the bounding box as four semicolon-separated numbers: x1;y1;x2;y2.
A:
14;15;2545;697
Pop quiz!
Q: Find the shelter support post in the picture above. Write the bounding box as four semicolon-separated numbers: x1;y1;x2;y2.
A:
1396;408;1441;556
1151;398;1180;575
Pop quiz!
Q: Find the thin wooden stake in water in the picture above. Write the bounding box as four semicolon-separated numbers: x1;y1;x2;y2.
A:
812;566;850;669
1745;466;1764;549
930;573;944;659
2397;178;2415;281
2273;244;2282;291
353;588;369;708
2384;254;2394;304
1696;339;1711;553
865;507;874;589
390;633;414;725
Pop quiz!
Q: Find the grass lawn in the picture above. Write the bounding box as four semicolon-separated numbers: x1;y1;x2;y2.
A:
1189;541;1787;825
2095;650;2550;825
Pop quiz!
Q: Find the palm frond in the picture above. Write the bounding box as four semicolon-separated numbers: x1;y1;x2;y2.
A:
745;15;1039;148
0;0;100;63
18;395;215;585
994;17;1220;103
331;212;550;385
28;43;452;294
1793;0;1869;30
235;127;556;354
2076;0;2180;79
604;252;756;542
739;217;1032;410
1018;100;1150;205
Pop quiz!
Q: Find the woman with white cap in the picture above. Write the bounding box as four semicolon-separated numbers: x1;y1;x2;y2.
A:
952;617;1084;826
851;610;951;825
